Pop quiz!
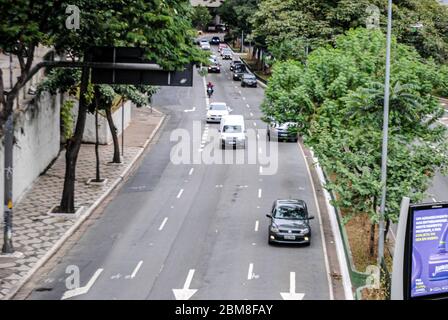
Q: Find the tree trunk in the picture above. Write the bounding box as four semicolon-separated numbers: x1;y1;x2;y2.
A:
94;107;101;181
59;64;90;213
105;106;121;163
384;218;391;244
369;223;376;257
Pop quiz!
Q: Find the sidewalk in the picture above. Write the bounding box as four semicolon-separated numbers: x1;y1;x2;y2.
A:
0;106;165;299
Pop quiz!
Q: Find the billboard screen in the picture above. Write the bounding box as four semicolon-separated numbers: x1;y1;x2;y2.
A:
408;204;448;299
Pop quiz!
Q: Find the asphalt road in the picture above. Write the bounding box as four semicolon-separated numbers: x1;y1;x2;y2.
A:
26;45;332;300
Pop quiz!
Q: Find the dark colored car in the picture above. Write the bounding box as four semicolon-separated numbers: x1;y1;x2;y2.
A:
210;36;221;45
208;63;221;73
241;73;257;87
232;65;247;81
221;49;232;60
266;199;314;245
267;121;298;142
230;60;243;71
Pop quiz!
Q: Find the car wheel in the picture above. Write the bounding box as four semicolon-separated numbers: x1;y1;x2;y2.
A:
241;83;245;87
268;238;273;245
267;132;271;141
221;141;225;149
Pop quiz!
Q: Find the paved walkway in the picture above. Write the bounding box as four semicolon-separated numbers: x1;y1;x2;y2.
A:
0;106;164;299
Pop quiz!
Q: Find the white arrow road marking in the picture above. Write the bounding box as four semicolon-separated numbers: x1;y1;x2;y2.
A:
61;268;103;300
159;217;168;231
126;261;143;279
172;269;198;300
280;272;305;300
184;107;196;112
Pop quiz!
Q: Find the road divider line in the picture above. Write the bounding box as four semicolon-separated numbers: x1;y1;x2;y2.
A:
258;189;262;198
247;263;254;280
259;166;263;174
129;261;143;279
189;168;194;176
246;104;250;108
159;217;168;231
177;189;184;199
250;112;254;117
255;221;259;232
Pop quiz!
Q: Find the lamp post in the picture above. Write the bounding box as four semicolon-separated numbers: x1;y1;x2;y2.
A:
378;0;393;266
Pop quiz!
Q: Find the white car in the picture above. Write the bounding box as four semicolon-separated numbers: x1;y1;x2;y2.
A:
200;40;211;50
206;102;232;123
219;115;246;149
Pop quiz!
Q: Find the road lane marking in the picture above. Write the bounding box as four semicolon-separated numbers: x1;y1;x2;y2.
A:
247;263;254;280
280;272;305;300
159;217;168;231
246;104;250;108
250;112;254;117
61;268;104;300
258;188;262;198
255;220;259;232
253;122;257;127
127;261;143;279
298;142;334;300
242;97;246;101
432;197;437;202
172;269;198;300
189;168;194;175
177;189;184;199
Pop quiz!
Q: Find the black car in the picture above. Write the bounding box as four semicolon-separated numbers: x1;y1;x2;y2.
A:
267;121;298;142
241;73;257;87
230;60;243;71
208;63;221;73
266;199;314;245
210;36;221;45
232;65;247;81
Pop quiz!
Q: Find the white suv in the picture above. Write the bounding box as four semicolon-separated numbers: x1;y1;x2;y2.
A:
206;102;231;123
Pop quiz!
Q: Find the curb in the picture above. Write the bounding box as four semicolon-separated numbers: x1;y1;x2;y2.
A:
309;149;354;300
4;111;166;300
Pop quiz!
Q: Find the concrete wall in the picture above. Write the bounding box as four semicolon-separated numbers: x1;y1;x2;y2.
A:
0;92;61;221
71;100;132;145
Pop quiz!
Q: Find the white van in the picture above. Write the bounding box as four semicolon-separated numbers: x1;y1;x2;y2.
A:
219;115;246;149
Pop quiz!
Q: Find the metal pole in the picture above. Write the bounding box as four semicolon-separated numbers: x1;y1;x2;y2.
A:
241;31;244;53
2;54;15;253
121;99;124;158
378;0;393;266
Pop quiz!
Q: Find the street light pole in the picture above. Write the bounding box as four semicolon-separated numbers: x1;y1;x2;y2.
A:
378;0;393;266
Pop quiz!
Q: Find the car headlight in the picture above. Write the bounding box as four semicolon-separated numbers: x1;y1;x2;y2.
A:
270;224;279;233
301;227;310;234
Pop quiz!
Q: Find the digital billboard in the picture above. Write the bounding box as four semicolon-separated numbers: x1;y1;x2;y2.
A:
407;204;448;299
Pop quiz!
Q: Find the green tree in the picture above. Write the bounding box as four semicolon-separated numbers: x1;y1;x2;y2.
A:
263;28;448;257
191;5;212;31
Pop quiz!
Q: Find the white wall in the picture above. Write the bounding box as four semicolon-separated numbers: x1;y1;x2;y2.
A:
72;100;132;145
0;92;61;221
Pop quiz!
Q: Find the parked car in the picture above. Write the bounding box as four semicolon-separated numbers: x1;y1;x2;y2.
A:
230;60;243;71
241;73;257;87
208;62;221;73
266;199;314;245
219;115;246;149
206;102;232;123
210;36;221;45
267;121;298;142
218;43;228;53
216;24;227;32
232;64;247;81
221;48;232;60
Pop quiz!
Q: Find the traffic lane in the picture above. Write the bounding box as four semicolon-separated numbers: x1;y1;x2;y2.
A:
27;71;206;300
427;172;448;203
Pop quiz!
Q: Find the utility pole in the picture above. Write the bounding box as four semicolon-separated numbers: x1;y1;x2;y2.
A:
378;0;393;266
241;30;244;53
2;54;15;253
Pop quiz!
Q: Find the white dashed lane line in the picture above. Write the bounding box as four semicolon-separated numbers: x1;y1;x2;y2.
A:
177;189;184;199
159;217;168;231
255;220;259;232
247;263;254;280
189;168;194;176
258;188;262;198
128;261;143;279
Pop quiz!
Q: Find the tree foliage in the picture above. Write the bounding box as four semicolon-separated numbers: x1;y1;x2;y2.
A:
190;5;212;30
263;28;448;224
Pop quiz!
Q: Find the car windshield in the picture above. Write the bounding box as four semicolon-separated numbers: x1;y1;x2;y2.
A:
274;204;306;220
210;104;227;111
244;75;256;80
223;125;242;133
